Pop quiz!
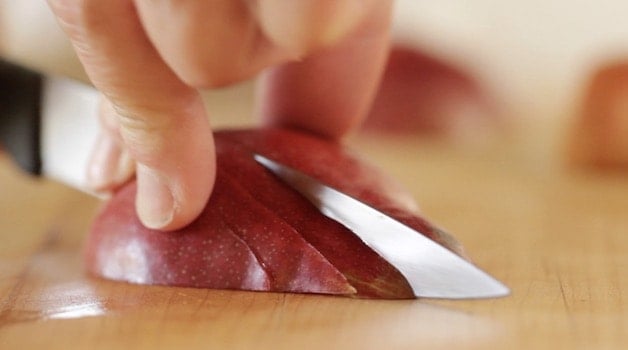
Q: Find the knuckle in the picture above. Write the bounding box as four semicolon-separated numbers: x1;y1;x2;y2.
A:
115;104;172;135
114;106;172;154
110;92;203;158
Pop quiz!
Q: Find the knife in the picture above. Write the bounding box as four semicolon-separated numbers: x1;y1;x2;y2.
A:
0;59;99;192
255;154;510;299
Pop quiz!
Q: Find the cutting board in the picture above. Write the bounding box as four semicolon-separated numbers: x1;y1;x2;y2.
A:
0;129;626;350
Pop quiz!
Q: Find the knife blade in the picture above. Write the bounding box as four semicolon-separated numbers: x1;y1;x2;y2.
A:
254;154;510;299
0;59;99;193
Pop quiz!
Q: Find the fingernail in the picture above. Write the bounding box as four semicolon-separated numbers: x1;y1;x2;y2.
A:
136;164;175;230
87;133;136;191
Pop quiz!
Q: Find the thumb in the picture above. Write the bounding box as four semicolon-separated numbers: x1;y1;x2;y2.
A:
48;0;215;230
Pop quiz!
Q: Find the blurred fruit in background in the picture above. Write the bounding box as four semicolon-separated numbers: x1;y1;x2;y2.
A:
569;61;628;170
360;45;499;140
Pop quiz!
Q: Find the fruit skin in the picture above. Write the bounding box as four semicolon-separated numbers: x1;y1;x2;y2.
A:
86;128;465;299
569;61;628;170
362;46;496;138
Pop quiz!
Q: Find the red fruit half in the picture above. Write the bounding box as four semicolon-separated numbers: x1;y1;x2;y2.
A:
362;46;497;137
569;61;628;170
86;128;465;299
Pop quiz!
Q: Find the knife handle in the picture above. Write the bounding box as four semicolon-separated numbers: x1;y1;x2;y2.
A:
0;59;43;176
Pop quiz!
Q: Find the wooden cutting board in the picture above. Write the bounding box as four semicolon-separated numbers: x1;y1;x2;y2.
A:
0;130;626;350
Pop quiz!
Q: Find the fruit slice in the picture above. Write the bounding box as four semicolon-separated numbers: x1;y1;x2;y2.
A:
213;168;355;294
216;141;413;298
86;181;271;291
86;128;464;299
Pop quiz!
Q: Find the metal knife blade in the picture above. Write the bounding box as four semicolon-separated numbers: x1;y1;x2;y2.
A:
255;154;510;299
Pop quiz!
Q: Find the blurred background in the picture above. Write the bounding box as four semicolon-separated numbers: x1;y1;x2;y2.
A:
2;0;628;168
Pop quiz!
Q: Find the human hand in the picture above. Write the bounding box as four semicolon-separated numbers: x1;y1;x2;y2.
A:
46;0;393;230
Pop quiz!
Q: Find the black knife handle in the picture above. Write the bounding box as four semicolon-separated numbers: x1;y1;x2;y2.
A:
0;59;43;176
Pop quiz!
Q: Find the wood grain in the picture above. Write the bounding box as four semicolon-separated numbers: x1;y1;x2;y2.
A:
0;131;626;350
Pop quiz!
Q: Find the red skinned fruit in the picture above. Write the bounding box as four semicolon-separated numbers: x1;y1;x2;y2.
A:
569;61;628;170
362;46;498;138
86;128;466;298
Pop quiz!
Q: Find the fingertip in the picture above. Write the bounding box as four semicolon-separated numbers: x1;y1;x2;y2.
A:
133;120;216;231
256;0;373;55
135;158;215;231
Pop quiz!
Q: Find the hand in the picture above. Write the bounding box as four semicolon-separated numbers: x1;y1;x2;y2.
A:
46;0;393;230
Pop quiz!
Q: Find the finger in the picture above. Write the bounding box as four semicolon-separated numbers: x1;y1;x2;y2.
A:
255;0;378;55
256;0;393;139
86;132;135;193
133;0;293;88
86;97;135;193
133;0;378;89
48;0;215;230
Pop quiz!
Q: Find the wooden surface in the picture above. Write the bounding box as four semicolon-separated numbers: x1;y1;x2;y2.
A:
0;130;627;350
